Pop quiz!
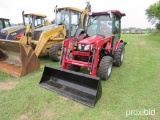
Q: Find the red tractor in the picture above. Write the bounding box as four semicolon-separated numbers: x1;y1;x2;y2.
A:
39;10;126;107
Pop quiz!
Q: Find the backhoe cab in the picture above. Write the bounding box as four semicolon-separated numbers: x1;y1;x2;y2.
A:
22;12;49;29
54;7;87;37
0;18;11;29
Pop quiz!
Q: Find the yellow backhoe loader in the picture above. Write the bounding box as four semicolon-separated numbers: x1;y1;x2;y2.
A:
0;12;50;40
0;6;88;77
20;7;88;61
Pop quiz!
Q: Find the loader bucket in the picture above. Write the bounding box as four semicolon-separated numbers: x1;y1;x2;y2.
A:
0;40;40;77
39;65;102;107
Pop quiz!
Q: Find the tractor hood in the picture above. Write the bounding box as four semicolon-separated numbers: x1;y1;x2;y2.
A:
34;24;58;31
79;35;104;44
1;26;25;33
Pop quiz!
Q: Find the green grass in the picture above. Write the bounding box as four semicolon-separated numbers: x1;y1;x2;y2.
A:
0;34;160;120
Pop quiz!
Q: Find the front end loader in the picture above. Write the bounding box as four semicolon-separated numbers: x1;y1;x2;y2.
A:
39;10;126;107
0;39;40;77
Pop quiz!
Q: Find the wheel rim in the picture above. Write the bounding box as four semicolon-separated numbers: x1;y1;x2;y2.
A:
121;49;124;62
107;62;112;76
57;49;61;57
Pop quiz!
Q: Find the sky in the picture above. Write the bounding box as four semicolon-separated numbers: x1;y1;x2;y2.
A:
0;0;159;28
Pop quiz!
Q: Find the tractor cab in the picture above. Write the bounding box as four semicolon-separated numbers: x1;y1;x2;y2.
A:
0;18;11;29
86;11;125;38
54;7;87;37
23;12;48;29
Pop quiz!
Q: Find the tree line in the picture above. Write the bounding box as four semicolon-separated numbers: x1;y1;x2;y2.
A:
146;0;160;30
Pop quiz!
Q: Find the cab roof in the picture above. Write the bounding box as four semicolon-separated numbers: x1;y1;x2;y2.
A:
24;13;47;18
0;18;10;20
55;7;83;13
90;10;126;18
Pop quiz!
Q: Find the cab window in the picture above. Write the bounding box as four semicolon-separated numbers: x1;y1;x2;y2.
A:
4;20;10;28
0;20;3;28
34;17;45;27
71;11;82;36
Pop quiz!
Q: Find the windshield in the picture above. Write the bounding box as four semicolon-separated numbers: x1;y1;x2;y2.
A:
24;15;45;27
24;15;32;25
0;19;10;29
34;16;45;27
70;10;82;36
55;10;70;30
87;15;112;37
4;20;10;28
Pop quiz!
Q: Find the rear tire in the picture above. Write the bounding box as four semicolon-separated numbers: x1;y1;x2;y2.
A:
67;64;81;72
49;43;62;62
113;42;124;67
98;56;113;80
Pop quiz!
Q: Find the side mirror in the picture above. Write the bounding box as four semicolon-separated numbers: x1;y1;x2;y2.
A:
54;5;58;13
22;11;25;25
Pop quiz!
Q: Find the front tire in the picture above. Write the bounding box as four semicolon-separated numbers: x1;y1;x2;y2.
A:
49;43;62;62
98;56;113;80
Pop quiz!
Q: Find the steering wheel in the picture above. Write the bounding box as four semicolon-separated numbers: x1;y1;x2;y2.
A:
102;23;108;32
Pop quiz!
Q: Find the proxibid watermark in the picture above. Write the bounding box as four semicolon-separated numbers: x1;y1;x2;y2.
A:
126;109;155;117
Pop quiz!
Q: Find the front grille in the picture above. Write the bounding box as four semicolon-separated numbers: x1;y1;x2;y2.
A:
0;32;7;39
77;56;89;62
33;31;42;40
81;44;86;51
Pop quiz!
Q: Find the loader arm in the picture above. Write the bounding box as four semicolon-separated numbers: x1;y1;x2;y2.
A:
34;25;66;57
19;24;32;44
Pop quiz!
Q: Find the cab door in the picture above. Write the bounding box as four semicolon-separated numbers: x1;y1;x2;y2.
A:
112;16;121;51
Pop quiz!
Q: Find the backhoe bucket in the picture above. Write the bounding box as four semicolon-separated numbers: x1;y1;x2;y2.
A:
0;40;40;77
39;65;102;107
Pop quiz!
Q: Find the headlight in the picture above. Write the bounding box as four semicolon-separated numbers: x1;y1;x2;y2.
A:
78;44;91;51
84;45;90;51
78;44;82;50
